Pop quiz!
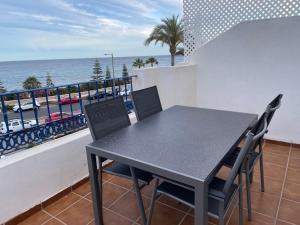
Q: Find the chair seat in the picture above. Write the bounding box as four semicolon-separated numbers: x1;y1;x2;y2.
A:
224;147;259;170
103;162;153;184
156;177;238;217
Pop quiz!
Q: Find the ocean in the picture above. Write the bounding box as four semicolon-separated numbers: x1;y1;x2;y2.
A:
0;55;184;91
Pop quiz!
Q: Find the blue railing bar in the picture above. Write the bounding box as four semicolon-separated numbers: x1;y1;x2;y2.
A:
56;88;63;119
130;77;133;92
44;89;51;121
0;96;9;132
87;83;91;104
124;78;128;102
16;93;25;129
67;86;75;128
104;80;107;100
77;84;83;114
31;91;39;126
118;78;121;98
95;81;100;102
0;76;137;96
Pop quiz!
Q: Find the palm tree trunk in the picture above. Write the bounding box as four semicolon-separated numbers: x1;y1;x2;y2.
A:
171;54;175;66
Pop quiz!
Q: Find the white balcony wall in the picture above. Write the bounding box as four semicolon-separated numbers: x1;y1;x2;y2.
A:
0;130;91;223
133;64;198;109
191;16;300;144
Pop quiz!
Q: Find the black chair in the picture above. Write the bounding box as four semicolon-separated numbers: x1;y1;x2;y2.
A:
130;86;162;121
146;114;269;225
223;94;283;220
84;96;153;184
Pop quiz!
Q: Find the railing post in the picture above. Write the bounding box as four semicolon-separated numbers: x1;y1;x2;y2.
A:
95;81;100;102
56;88;63;118
118;78;121;97
0;95;9;133
16;93;25;129
67;86;75;129
87;83;92;104
44;89;51;122
31;91;39;126
77;84;83;114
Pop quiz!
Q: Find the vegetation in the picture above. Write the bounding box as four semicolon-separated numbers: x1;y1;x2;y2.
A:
122;64;129;78
146;57;159;67
105;65;111;80
23;76;42;90
145;15;184;66
91;59;104;81
0;80;6;93
45;72;54;87
132;58;145;69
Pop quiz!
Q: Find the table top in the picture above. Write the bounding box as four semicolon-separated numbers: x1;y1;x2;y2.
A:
87;106;257;185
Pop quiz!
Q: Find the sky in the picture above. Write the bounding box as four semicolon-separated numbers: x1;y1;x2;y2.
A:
0;0;183;62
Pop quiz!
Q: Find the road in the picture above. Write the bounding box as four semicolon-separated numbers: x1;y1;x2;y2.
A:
0;98;127;123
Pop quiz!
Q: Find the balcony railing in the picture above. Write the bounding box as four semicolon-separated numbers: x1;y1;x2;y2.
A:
0;76;136;157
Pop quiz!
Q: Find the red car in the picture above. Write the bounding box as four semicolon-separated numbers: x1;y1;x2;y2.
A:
60;97;80;105
45;112;71;123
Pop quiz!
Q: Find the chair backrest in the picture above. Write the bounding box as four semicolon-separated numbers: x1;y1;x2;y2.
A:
266;94;283;126
84;96;131;141
130;86;162;121
223;111;269;194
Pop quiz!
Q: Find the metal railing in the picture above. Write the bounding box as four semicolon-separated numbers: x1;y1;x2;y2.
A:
0;76;136;157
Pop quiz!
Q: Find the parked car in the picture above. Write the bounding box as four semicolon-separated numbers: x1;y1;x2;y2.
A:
88;91;106;100
13;100;40;113
45;112;72;123
60;97;80;105
0;119;37;134
119;88;131;96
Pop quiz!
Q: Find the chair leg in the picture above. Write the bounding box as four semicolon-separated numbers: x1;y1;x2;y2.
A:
239;172;244;225
259;156;265;192
245;169;252;221
130;167;147;225
259;141;265;192
147;178;159;225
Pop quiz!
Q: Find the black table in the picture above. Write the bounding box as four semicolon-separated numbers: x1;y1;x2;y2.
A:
86;105;257;225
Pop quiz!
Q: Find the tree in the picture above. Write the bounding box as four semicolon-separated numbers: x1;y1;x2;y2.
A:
146;57;159;67
45;72;54;87
132;58;145;69
91;59;103;81
105;65;111;80
23;76;42;90
122;64;129;78
0;80;6;93
145;15;184;66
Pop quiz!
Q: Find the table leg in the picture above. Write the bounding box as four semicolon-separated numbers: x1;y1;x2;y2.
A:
130;167;147;225
194;182;208;225
86;151;104;225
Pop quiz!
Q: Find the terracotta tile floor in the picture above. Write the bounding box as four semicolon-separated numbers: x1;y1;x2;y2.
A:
9;143;300;225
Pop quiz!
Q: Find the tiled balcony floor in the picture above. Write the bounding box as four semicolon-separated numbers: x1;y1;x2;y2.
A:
12;143;300;225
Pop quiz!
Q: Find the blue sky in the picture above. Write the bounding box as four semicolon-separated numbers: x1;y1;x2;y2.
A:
0;0;182;61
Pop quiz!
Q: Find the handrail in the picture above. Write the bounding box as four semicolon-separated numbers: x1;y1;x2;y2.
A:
0;76;136;157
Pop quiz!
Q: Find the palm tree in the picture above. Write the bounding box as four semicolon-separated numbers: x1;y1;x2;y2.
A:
132;58;145;69
146;57;159;67
145;15;184;66
23;76;42;90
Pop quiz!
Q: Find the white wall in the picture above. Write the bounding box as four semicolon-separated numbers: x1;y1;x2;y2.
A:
0;114;137;224
191;16;300;144
0;130;91;223
133;64;198;109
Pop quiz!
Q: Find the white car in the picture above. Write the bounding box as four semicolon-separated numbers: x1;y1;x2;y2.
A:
0;119;37;134
119;88;131;96
13;100;40;113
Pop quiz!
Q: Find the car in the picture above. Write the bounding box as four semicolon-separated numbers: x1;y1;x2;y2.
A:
13;100;40;113
45;112;72;123
60;97;80;105
119;88;131;96
88;91;106;100
0;119;37;134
